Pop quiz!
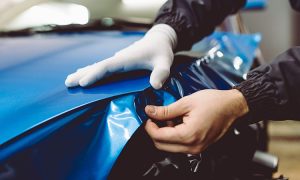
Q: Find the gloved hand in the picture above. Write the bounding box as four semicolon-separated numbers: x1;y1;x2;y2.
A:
65;24;177;89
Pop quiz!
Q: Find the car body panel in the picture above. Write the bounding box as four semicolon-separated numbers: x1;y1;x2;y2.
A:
0;31;261;179
0;31;149;145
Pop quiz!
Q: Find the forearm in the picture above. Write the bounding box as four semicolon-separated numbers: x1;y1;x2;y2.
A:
155;0;246;51
235;47;300;124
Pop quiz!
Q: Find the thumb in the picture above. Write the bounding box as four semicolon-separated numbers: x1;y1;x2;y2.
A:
145;100;186;121
149;61;171;89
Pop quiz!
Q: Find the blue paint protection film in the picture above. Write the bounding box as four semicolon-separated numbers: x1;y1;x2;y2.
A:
0;32;260;179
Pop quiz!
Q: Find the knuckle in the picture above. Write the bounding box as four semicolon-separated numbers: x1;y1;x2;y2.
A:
185;136;197;145
189;147;201;155
154;142;163;151
178;134;193;146
178;130;195;145
191;136;199;145
146;133;157;141
150;135;159;142
156;106;169;119
163;107;169;118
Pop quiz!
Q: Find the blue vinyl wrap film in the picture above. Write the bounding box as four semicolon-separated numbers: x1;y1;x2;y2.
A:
245;0;268;9
0;31;261;179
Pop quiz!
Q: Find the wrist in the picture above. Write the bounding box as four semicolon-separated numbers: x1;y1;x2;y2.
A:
228;89;249;119
146;24;178;49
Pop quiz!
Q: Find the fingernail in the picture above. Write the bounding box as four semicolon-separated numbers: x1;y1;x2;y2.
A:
146;105;156;115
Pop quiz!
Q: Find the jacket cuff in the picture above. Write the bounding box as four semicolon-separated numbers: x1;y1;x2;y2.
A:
154;16;194;51
234;71;278;124
147;24;178;50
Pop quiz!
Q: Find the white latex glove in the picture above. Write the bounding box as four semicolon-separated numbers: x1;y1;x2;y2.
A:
65;24;177;89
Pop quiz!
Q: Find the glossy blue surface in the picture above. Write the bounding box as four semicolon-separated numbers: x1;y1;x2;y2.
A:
245;0;268;9
0;93;146;179
0;31;148;145
0;31;261;147
0;31;261;179
192;32;261;77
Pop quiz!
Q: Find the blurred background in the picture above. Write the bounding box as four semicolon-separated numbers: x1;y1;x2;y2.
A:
241;2;300;179
1;0;300;61
1;0;300;179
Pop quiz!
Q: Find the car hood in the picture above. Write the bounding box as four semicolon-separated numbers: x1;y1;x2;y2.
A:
0;31;261;179
0;30;261;147
0;31;149;145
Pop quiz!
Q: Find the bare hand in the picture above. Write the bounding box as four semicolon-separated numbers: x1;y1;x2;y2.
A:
144;89;249;154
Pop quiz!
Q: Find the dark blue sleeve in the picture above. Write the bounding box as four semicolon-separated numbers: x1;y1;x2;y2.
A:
155;0;246;51
290;0;300;11
236;47;300;123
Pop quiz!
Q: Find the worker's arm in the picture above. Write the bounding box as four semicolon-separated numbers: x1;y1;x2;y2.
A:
144;47;300;154
155;0;246;51
236;47;300;123
65;0;246;89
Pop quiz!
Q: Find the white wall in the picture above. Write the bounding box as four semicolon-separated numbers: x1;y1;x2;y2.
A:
241;0;300;62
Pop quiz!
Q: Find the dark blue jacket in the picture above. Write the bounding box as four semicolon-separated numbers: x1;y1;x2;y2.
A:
155;0;300;123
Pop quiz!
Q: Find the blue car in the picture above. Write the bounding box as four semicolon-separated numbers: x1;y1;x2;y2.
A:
0;1;279;179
